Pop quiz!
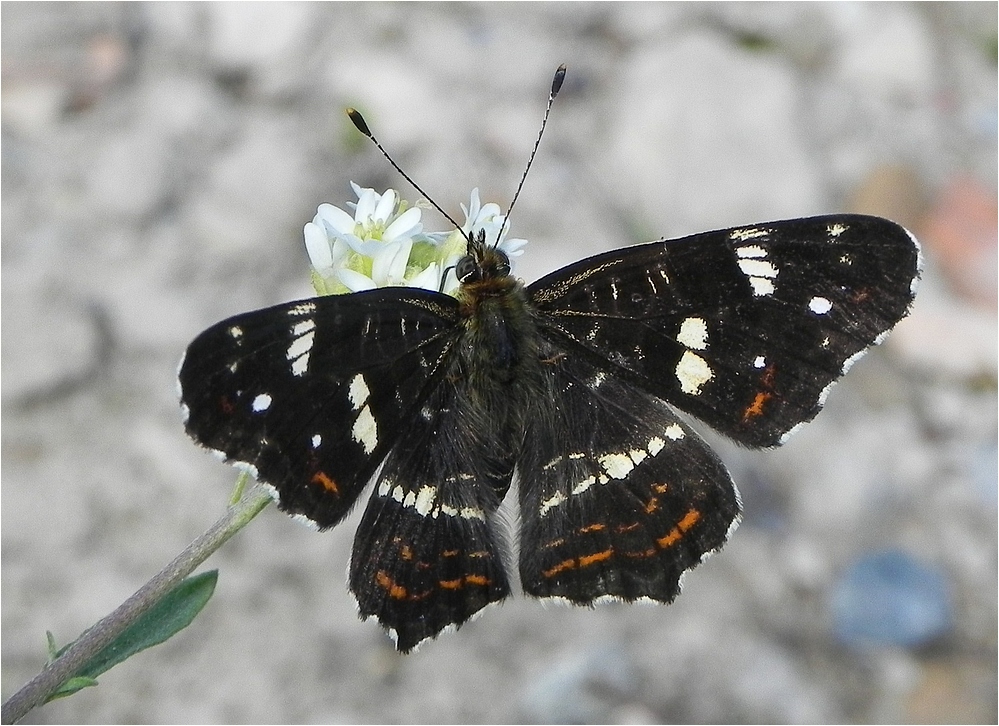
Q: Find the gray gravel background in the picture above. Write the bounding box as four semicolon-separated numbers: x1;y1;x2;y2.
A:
3;3;996;724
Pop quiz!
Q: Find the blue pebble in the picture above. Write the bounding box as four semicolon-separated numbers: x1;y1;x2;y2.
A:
832;549;952;648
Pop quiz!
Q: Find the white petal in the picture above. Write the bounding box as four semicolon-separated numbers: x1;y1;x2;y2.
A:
342;233;383;257
499;237;528;256
372;238;412;285
337;268;377;292
408;263;441;291
304;222;333;270
316;203;356;235
478;202;501;222
354;188;378;222
462;188;481;227
383;207;422;242
330;237;351;264
373;188;396;223
370;240;402;285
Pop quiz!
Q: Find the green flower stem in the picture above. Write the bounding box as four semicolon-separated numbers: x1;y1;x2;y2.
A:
1;484;273;725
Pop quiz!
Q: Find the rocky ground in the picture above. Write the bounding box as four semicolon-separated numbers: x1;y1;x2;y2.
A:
3;3;996;724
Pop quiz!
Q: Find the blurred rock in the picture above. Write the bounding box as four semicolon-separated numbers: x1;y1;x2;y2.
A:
832;549;953;648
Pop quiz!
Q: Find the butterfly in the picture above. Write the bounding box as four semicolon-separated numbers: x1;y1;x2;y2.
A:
178;69;921;653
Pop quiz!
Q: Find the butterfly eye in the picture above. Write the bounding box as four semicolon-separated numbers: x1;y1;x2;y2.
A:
455;255;479;283
494;254;511;278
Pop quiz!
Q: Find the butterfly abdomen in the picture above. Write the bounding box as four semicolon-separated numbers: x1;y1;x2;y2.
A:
451;274;544;499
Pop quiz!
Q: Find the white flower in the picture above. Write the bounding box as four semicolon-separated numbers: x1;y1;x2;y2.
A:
304;184;424;295
460;188;528;258
303;183;528;297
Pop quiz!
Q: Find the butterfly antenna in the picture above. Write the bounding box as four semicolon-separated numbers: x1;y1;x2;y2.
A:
496;64;566;248
346;108;470;243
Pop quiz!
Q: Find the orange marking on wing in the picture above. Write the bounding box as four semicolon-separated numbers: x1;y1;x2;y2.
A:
442;549;460;557
615;522;641;534
657;508;702;549
468;550;491;559
440;578;463;590
678;509;701;531
543;538;565;549
310;471;340;495
741;391;771;422
579;523;606;534
644;496;659;514
542;559;577;578
579;549;614;567
375;570;407;599
653;483;669;494
399;544;414;561
464;574;490;587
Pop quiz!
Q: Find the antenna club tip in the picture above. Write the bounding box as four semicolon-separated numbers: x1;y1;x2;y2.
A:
346;108;373;137
552;64;566;97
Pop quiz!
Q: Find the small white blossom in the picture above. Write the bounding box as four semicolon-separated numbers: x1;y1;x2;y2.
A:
460;188;528;258
304;183;528;297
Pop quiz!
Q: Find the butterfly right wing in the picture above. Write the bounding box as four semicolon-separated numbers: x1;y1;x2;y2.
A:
527;215;919;447
179;288;461;529
517;345;740;604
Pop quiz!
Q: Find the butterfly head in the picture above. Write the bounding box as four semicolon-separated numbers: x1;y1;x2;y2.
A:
455;229;513;285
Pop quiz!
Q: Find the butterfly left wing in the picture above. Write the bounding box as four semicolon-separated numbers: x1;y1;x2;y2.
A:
528;214;920;447
349;362;513;652
517;346;740;603
179;289;460;529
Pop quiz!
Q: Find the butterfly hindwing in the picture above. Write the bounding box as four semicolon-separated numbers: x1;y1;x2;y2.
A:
179;288;460;528
528;214;919;447
518;346;740;602
350;376;513;652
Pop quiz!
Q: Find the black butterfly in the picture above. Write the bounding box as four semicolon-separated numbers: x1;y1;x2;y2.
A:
180;205;919;651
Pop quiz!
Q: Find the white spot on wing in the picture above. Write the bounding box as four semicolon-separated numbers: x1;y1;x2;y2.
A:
808;296;833;315
738;259;777;279
677;317;709;350
599;452;634;479
571;476;596;495
662;425;683;442
675;350;713;395
753;355;766;368
828;222;848;237
252;393;272;412
289;302;316;316
288;331;314;376
748;277;775;296
730;227;769;241
311;434;322;449
352;405;378;454
415;486;436;516
349;374;370;410
539;491;567;517
735;245;767;258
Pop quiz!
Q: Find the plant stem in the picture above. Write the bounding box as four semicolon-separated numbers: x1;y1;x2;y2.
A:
1;485;273;724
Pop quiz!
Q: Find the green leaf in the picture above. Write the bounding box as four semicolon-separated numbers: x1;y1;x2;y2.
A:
45;570;218;704
48;676;100;701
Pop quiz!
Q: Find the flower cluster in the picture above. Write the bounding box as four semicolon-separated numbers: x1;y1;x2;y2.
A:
304;183;526;297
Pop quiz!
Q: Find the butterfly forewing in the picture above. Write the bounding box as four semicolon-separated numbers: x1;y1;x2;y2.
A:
518;348;740;603
528;214;919;447
179;288;460;528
